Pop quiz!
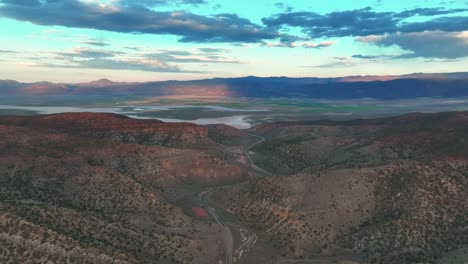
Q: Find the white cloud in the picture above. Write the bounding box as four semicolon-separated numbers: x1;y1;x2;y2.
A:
265;41;336;49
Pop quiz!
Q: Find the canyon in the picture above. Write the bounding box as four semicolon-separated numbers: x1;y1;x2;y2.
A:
1;111;468;263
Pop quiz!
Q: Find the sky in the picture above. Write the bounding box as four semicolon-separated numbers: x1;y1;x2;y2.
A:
0;0;467;82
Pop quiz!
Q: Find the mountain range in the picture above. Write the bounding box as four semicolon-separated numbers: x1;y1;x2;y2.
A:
2;72;468;100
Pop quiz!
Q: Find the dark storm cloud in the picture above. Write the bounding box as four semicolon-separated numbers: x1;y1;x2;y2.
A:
0;0;291;44
262;7;468;38
361;31;468;59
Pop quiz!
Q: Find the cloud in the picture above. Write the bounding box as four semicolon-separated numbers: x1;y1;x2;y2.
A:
0;0;291;44
32;46;219;72
198;47;228;53
265;40;335;48
10;44;233;73
42;29;67;35
274;2;293;13
304;55;359;68
211;4;222;11
148;49;242;64
40;58;198;73
0;50;17;53
275;2;285;9
359;31;468;59
356;35;386;43
302;41;335;49
1;0;41;6
82;40;110;47
124;46;142;51
399;16;468;33
55;47;120;58
352;54;381;59
262;7;468;38
28;45;183;72
120;0;207;7
305;61;356;68
77;58;190;72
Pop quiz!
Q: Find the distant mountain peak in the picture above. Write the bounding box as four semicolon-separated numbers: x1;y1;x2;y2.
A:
76;78;117;87
91;78;114;84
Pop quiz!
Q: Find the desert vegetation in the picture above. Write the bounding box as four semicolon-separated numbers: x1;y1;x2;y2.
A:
0;113;252;263
213;112;468;263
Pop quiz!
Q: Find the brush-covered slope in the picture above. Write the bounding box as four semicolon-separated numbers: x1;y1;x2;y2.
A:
213;111;468;264
0;113;236;159
0;113;252;264
249;112;468;175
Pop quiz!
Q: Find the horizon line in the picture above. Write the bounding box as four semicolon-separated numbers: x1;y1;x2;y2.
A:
2;71;467;84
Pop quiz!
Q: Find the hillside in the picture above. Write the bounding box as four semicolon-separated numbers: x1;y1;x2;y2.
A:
212;111;468;264
0;113;254;264
2;111;468;264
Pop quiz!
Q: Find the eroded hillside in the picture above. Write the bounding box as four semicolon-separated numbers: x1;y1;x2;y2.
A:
2;111;468;264
213;112;468;264
0;113;253;264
